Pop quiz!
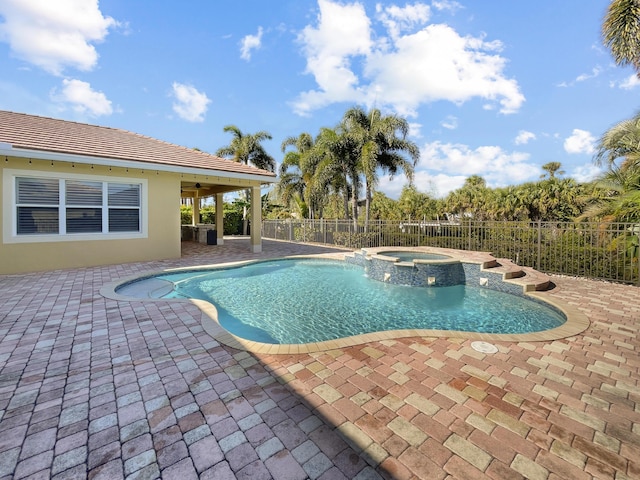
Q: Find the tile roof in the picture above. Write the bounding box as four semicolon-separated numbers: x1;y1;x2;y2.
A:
0;110;276;179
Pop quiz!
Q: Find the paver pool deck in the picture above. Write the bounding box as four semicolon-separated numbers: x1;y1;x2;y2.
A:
0;238;639;480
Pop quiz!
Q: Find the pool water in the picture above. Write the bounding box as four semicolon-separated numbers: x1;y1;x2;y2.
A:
158;259;565;345
377;251;451;262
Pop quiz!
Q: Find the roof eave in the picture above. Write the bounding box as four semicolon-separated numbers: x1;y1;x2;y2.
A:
0;144;277;184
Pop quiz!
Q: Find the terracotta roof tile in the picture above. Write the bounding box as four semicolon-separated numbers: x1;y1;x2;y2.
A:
0;110;276;179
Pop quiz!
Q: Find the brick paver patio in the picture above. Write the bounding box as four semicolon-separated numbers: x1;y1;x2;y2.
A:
1;238;639;479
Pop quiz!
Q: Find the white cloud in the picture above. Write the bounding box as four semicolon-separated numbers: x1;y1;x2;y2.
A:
51;78;112;116
564;129;595;155
419;172;466;198
571;164;602;183
432;0;463;13
293;0;524;117
379;170;466;199
440;115;458;130
514;130;535;145
0;0;118;75
377;173;409;198
293;0;372;114
418;140;537;189
617;74;640;90
240;26;263;61
376;3;431;40
575;66;602;82
408;122;422;138
378;169;443;198
377;140;542;199
558;66;603;88
171;82;210;122
367;24;523;116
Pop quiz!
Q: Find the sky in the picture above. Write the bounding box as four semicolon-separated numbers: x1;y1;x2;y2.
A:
0;0;637;199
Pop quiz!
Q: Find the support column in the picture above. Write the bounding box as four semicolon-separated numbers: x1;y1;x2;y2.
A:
250;185;262;253
215;193;224;245
192;194;199;226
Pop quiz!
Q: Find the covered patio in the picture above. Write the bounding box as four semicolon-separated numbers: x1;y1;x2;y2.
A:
179;179;265;253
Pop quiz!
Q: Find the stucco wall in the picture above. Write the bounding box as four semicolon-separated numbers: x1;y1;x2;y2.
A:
1;157;181;274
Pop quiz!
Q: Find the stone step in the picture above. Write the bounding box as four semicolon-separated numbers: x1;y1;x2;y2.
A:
482;258;551;292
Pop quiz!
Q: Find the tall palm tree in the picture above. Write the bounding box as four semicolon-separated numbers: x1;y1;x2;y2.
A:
602;0;640;75
341;106;419;230
216;125;275;171
278;133;317;218
312;126;359;221
216;125;275;234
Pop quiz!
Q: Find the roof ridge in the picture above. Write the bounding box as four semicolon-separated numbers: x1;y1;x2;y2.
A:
0;110;275;178
3;109;128;133
2;110;224;159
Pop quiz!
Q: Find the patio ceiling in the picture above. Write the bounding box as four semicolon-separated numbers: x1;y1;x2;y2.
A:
180;178;264;199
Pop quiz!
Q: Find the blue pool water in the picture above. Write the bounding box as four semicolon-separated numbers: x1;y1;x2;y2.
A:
156;259;565;345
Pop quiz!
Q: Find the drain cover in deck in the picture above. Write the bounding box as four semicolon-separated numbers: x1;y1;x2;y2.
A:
471;341;498;354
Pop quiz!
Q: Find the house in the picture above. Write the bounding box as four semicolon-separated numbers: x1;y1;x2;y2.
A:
0;111;276;274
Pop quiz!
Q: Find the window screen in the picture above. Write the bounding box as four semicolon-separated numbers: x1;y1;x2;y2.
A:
108;183;140;232
16;177;60;234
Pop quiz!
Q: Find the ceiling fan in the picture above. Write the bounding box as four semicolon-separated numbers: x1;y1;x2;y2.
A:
181;182;203;193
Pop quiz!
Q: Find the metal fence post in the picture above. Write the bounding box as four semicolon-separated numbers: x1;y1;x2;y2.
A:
636;226;640;287
537;220;542;271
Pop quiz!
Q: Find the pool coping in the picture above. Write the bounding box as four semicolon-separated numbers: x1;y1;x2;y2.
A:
100;252;590;355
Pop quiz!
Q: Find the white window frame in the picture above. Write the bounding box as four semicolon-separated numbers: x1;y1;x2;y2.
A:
3;168;148;244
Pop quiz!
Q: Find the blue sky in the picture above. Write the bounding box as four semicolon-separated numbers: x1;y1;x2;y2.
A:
0;0;636;198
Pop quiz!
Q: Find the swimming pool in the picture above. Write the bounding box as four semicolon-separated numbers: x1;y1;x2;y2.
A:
154;258;565;345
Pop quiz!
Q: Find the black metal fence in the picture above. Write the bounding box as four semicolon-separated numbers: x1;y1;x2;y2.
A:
262;219;640;285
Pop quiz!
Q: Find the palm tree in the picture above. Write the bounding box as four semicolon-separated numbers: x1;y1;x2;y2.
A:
541;161;565;179
602;0;640;75
579;162;640;222
397;185;437;221
312;126;359;221
445;175;495;220
493;186;529;221
594;111;640;171
216;125;275;234
216;125;275;171
278;133;315;218
341;106;419;230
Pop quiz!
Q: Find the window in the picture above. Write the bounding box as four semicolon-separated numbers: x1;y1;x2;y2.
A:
16;177;59;234
66;180;102;233
15;176;141;236
108;183;140;232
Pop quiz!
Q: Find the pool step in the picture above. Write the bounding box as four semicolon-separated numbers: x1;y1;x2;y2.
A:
486;258;551;292
346;248;551;293
515;266;552;292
